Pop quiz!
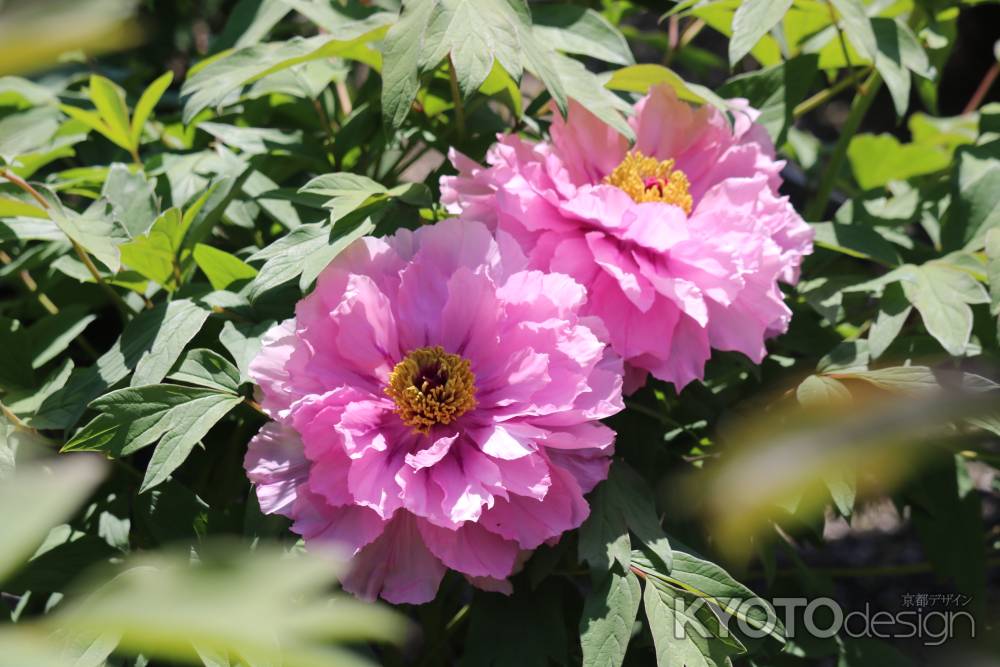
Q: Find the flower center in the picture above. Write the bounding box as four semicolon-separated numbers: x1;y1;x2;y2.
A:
386;346;477;433
604;150;693;214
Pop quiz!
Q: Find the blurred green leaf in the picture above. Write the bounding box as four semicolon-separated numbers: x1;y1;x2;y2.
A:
847;133;950;190
728;0;792;67
531;4;634;67
130;71;173;149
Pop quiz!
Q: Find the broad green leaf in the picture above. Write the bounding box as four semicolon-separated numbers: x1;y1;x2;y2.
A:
717;54;817;145
868;282;912;359
65;384;242;491
579;461;671;574
193;244;257;290
580;566;641;667
605;64;730;118
847;134;950;190
48;545;406;666
728;0;792;66
871;18;930;117
182;20;388;124
550;53;633;140
0;196;47;218
168;348;242;394
130;71;173;148
27;306;97;369
247;217;375;299
197;122;303;155
797;375;851;407
632;549;784;642
299;172;429;222
220;320;272;383
87;75;134;151
900;261;989;356
834;366;938;395
642;582;746;667
811;221;902;266
119;208;188;287
944;140;1000;250
101;163;159;239
33;300;201;429
0;455;105;582
829;0;876;59
0;107;61;164
380;0;437;129
531;4;634;66
49;204;122;273
131;299;212;387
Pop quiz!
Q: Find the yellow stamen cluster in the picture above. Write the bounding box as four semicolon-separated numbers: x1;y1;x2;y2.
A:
385;346;477;433
604;150;693;214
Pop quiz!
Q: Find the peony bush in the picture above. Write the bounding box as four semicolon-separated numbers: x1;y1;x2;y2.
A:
0;1;997;666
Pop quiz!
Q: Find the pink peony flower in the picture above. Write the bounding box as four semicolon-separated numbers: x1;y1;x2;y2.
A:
441;85;813;392
244;219;624;604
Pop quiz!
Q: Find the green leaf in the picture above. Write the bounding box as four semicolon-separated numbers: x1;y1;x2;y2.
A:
632;549;785;642
130;71;173;148
580;566;642;667
811;221;902;266
381;0;436;129
220;320;272;383
829;0;876;60
182;20;388;124
796;375;851;407
579;461;671;574
27;305;97;369
899;261;989;356
168;348;242;394
119;208;188;287
605;64;730;118
0;195;47;218
0;107;61;164
868;282;912;359
0;455;105;583
550;53;633;140
300;172;430;222
642;582;745;667
717;54;817;145
847;134;950;190
65;384;242;492
531;4;634;67
49;203;122;273
101;163;159;239
87;75;134;151
871;17;930;118
944;140;1000;250
728;0;792;67
247;218;374;300
193;244;257;290
131;299;212;387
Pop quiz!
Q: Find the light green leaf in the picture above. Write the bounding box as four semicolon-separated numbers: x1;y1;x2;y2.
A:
0;455;105;583
868;282;912;359
0;107;61;164
247;217;374;299
797;375;852;407
64;384;241;491
87;75;133;151
27;306;97;369
605;64;730;118
0;195;47;218
130;71;173;148
119;208;188;287
945;141;1000;250
580;567;641;667
131;299;212;387
531;4;634;67
728;0;792;67
642;582;746;667
847;133;950;190
220;320;272;383
550;53;633;140
811;221;902;266
49;204;121;273
168;348;242;394
579;461;671;574
380;0;436;129
871;17;930;117
900;261;989;356
101;163;159;240
830;0;876;59
717;54;817;145
193;244;257;290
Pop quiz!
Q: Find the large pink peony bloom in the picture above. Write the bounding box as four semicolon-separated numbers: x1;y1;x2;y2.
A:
244;219;624;604
441;85;813;392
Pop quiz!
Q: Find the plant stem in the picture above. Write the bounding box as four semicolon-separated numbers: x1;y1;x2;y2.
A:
71;239;132;321
804;70;882;221
964;61;999;114
447;56;466;139
793;67;872;119
1;167;132;321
